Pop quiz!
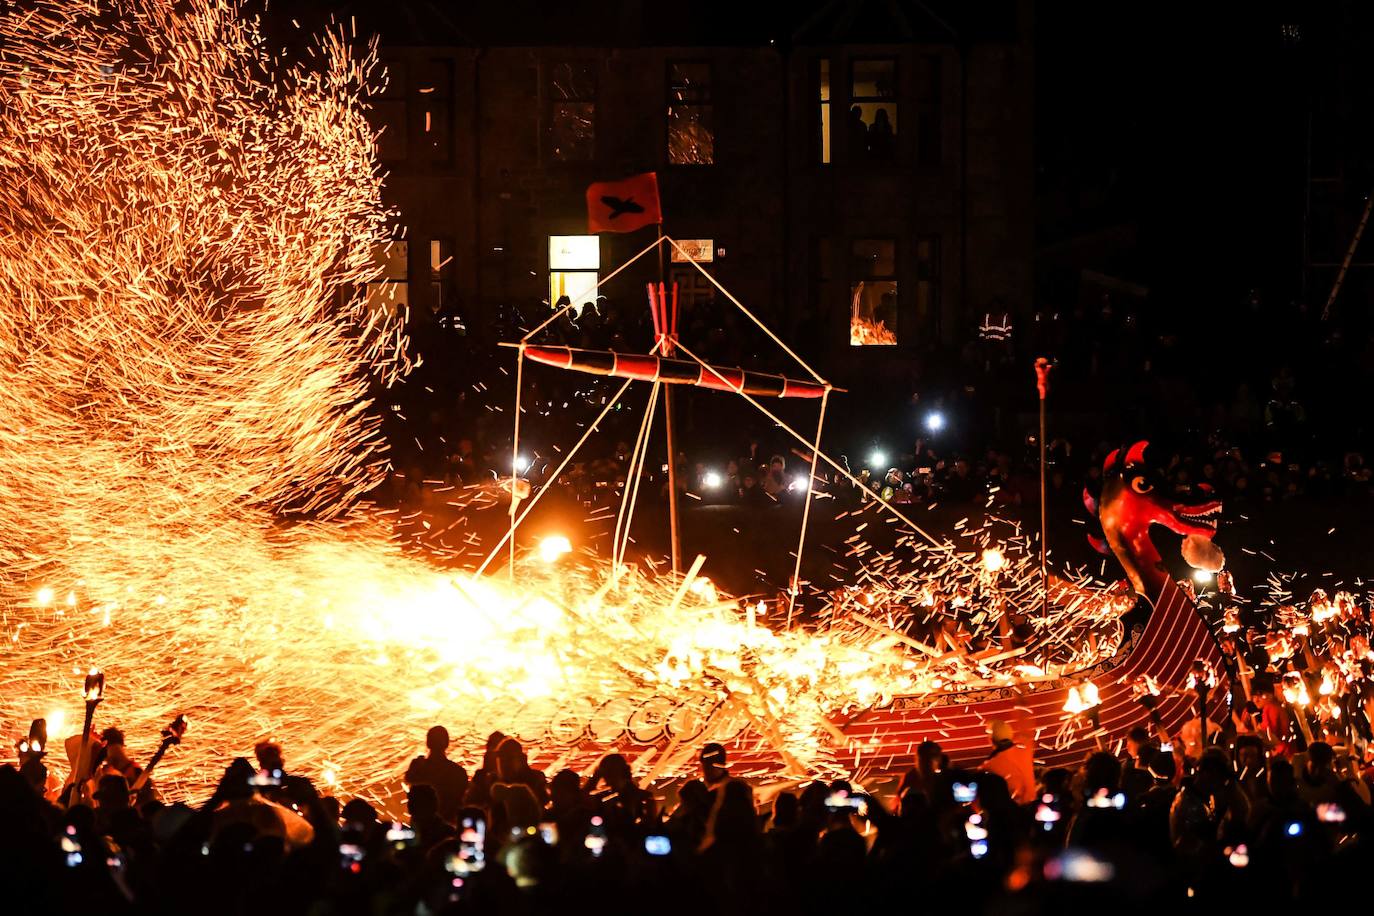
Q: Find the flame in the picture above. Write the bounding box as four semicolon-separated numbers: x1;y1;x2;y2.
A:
849;315;897;346
0;0;1157;804
1064;680;1100;714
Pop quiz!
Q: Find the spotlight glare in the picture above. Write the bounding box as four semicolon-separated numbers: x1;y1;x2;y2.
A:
924;411;946;433
537;535;572;564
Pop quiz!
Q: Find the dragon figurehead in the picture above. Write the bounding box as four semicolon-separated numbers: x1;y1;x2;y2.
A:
1085;440;1224;600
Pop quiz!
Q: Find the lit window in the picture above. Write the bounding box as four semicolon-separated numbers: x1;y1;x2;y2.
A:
549;235;599;311
547;62;596;161
670;239;714;263
429;239;454;319
849;60;897;162
668;62;713;165
366;240;409;318
849;239;897;346
818;59;831;164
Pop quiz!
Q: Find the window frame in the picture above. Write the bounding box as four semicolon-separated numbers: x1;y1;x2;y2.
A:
666;59;715;166
365;239;410;318
817;58;832;165
848;237;900;347
545;60;598;163
848;57;899;164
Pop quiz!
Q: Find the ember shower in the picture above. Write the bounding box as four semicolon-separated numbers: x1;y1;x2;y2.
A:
0;0;1140;803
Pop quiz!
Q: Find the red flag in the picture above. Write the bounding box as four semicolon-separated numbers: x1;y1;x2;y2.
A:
586;172;661;234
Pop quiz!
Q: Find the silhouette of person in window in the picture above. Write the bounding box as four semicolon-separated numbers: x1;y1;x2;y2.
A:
868;108;895;161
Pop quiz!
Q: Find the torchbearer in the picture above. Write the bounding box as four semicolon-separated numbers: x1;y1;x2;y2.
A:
1282;670;1316;747
1131;673;1171;744
1064;680;1104;749
1186;659;1218;746
63;668;104;807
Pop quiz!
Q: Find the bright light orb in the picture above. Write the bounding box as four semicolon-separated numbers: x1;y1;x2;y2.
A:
35;587;55;607
868;450;886;468
981;548;1005;573
537;535;573;564
703;471;722;489
1192;568;1213;584
514;455;532;473
924;411;946;433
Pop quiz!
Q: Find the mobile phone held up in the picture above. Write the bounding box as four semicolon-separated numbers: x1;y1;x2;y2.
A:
446;815;486;875
952;781;978;804
824;789;869;817
584;815;608;858
644;834;671;856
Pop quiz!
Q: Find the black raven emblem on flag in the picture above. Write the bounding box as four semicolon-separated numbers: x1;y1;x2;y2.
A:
600;195;645;220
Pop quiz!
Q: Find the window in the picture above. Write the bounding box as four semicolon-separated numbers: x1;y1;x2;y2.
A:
670;267;715;309
667;62;713;165
547;62;596;161
916;55;941;167
849;239;897;346
549;235;599;311
849;59;897;162
670;239;714;263
429;239;454;314
366;240;409;317
416;59;453;165
372;60;408;162
916;236;940;336
818;59;831;164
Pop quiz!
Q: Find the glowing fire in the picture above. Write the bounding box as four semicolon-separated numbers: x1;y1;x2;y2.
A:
849;315;898;346
0;0;1149;804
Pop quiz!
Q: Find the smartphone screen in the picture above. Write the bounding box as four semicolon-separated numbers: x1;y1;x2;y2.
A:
644;835;671;856
448;816;486;874
339;843;364;872
952;781;978;804
585;815;607;858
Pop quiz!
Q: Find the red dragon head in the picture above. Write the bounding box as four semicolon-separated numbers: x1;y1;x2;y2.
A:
1084;441;1222;599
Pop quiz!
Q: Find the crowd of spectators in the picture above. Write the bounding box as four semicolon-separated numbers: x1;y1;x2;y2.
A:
387;285;1374;527
8;691;1374;914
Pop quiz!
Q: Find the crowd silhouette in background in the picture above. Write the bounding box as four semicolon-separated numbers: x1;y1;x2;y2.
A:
7;691;1374;915
390;287;1374;525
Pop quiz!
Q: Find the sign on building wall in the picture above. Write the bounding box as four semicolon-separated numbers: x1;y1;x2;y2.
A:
670;238;714;263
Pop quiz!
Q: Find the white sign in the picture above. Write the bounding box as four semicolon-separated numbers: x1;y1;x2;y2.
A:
549;235;599;271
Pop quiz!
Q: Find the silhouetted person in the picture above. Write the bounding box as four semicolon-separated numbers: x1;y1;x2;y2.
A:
868;107;895;160
407;783;454;850
405;725;469;821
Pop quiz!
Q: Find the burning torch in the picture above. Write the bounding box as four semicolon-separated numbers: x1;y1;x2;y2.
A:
1064;680;1104;749
16;718;48;765
1186;659;1218;747
71;668;105;795
1281;670;1316;747
1131;674;1163;731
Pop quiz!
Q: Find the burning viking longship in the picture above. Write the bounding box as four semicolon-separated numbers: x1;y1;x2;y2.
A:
836;441;1227;769
507;259;1229;775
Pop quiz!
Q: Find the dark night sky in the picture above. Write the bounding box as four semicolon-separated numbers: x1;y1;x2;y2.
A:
1038;1;1374;314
